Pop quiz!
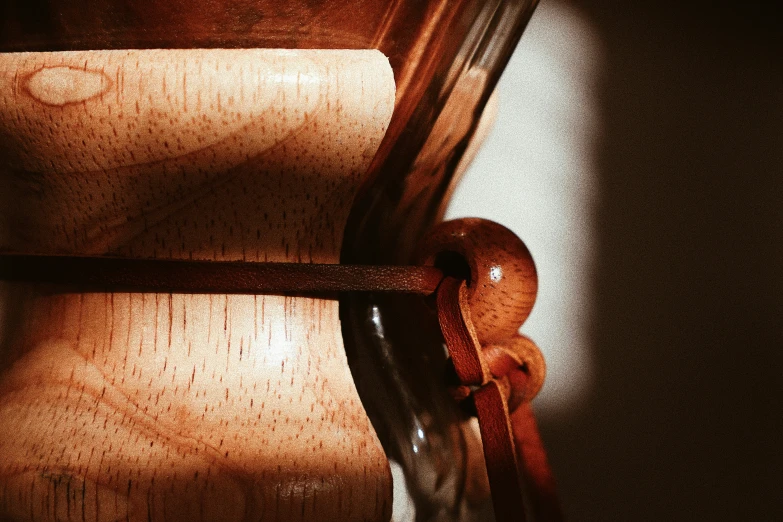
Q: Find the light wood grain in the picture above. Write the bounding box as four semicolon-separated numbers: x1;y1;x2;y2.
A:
0;49;395;522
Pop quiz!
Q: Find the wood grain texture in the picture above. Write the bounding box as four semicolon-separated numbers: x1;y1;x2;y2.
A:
417;218;538;345
0;49;395;521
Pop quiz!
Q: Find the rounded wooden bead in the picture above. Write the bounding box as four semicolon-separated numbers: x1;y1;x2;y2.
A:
418;218;538;344
484;334;546;409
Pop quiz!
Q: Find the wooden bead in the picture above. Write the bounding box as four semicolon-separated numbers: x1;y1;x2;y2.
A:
484;334;546;408
418;218;537;345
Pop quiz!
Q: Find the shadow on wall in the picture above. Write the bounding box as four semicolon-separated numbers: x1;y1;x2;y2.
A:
539;1;782;520
446;0;602;416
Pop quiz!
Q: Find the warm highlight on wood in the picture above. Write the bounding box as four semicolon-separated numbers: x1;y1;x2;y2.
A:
0;49;395;521
417;218;538;345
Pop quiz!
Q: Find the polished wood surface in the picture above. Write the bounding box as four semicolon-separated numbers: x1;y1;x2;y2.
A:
0;49;395;521
418;218;538;345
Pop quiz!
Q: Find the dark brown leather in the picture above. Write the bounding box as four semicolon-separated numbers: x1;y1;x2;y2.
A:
0;253;560;521
436;276;562;522
473;380;528;522
436;276;491;385
511;404;564;522
0;254;443;295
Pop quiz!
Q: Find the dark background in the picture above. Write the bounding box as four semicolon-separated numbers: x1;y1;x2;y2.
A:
537;1;782;520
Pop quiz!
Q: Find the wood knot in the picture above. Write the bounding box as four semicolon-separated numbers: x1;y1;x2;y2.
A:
25;66;111;106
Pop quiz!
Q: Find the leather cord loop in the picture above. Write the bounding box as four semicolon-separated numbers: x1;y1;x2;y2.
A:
436;276;491;386
435;275;561;522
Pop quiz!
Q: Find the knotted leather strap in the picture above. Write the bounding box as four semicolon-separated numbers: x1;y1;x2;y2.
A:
437;276;562;522
0;253;560;521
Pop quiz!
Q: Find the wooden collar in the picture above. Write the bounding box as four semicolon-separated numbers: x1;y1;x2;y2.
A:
0;218;562;522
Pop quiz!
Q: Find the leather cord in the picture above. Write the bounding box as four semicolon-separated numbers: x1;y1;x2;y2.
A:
437;276;562;522
0;252;560;521
0;254;443;295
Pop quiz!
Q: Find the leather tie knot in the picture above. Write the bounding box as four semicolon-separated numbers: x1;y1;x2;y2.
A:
483;335;546;414
419;218;562;522
446;335;546;417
